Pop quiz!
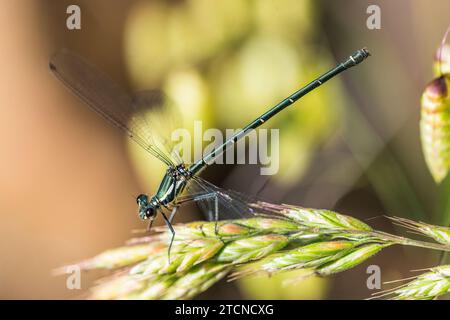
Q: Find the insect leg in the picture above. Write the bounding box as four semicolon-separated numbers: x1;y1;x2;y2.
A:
146;216;155;232
160;211;175;263
166;179;180;224
175;192;214;205
175;192;219;222
214;193;219;235
169;206;178;224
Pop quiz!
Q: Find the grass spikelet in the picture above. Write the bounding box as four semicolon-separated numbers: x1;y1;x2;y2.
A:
61;204;450;300
256;202;372;231
316;243;388;276
78;243;166;270
420;76;450;183
373;265;450;300
389;216;450;246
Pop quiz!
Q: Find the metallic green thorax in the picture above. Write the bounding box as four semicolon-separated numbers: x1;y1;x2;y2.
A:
154;165;189;205
188;48;370;175
138;164;189;219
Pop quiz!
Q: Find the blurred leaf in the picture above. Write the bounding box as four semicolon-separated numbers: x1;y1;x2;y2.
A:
212;35;302;126
254;0;315;41
237;269;328;299
125;1;171;87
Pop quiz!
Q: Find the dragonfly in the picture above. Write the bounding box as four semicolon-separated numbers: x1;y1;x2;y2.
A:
49;48;370;258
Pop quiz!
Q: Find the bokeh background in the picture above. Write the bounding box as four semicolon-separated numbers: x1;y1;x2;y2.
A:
0;0;449;299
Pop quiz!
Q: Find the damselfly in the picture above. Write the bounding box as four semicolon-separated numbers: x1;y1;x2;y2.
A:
49;48;369;258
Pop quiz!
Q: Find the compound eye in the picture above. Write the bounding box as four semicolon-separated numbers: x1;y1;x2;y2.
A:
136;194;147;205
146;208;155;218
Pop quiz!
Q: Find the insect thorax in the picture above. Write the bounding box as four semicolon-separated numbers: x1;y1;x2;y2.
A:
168;164;191;180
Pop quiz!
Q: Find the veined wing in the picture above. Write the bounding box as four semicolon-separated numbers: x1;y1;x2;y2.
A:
183;176;259;221
49;49;176;167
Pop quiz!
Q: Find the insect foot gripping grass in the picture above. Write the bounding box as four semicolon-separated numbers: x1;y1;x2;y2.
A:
59;203;450;300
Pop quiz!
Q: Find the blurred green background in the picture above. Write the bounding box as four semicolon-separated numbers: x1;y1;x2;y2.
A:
0;0;449;299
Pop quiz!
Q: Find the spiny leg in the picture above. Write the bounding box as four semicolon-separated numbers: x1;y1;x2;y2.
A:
160;210;175;263
146;216;156;232
175;191;223;241
213;192;219;235
169;206;178;224
175;191;219;222
167;179;180;225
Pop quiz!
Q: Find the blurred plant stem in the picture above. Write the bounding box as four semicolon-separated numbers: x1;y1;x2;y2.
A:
342;98;427;221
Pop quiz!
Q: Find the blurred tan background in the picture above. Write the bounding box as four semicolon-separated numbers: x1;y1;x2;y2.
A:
0;0;449;299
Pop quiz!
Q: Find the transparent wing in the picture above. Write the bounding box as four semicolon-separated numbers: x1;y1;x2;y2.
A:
49;49;178;167
131;89;185;164
182;176;261;221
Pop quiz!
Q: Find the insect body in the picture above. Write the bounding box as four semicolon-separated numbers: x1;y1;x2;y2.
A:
137;164;190;224
50;48;370;259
